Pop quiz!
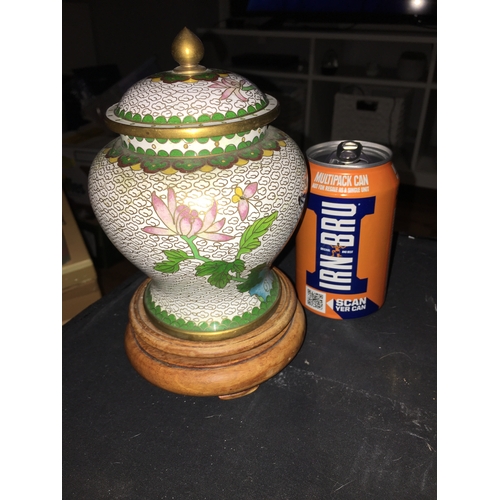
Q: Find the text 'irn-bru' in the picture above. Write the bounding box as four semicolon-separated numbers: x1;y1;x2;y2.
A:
296;140;399;320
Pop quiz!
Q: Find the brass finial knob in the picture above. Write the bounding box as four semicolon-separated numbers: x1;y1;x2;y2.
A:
171;27;206;75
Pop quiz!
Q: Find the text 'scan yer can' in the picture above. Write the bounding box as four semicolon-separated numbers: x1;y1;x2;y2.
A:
295;140;399;319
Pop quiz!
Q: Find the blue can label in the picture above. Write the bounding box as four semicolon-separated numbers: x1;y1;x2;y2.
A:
305;193;380;319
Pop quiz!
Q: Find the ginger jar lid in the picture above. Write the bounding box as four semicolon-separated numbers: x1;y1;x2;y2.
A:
104;28;280;139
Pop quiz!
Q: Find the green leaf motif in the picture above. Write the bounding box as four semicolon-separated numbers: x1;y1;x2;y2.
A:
154;250;190;274
163;249;190;263
195;260;246;289
154;261;181;274
232;259;245;274
196;261;233;288
236;263;267;293
238;212;279;256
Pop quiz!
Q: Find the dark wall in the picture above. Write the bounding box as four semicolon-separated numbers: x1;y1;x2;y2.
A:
63;0;220;76
62;0;220;130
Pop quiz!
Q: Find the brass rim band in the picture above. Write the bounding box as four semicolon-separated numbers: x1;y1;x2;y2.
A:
104;105;280;140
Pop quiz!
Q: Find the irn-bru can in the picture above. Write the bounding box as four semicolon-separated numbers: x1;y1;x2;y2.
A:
296;140;399;319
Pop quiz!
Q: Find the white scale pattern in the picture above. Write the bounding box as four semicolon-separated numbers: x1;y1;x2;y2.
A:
89;129;308;324
118;75;266;121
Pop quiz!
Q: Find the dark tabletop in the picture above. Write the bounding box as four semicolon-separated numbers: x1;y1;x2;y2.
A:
63;233;437;499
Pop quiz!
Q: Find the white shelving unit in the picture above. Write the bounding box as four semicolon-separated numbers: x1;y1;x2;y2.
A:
198;27;437;189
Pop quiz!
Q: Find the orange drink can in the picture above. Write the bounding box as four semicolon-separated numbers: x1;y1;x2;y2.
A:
296;140;399;319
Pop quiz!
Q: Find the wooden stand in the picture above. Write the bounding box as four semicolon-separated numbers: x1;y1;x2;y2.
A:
125;268;306;399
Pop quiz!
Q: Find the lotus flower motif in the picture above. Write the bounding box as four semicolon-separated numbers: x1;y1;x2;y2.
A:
143;190;233;242
209;77;254;102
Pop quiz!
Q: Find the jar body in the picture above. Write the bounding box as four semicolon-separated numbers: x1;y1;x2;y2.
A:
89;126;307;339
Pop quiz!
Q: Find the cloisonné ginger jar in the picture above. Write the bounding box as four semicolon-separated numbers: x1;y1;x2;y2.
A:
88;28;308;345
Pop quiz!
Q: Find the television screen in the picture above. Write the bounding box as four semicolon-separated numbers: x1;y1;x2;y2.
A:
231;0;437;27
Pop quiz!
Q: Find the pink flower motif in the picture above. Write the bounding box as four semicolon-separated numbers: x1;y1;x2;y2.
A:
142;190;234;242
232;182;258;221
209;77;249;102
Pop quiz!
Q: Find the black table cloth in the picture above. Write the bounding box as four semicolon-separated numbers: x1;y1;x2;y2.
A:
63;233;437;499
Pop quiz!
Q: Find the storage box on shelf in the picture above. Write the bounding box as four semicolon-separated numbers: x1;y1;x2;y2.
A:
331;91;408;148
62;191;102;324
198;27;437;189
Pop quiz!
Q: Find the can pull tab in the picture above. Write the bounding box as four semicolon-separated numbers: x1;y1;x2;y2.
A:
332;141;363;164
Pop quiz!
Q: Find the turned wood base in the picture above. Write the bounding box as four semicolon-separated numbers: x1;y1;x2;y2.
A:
124;268;306;399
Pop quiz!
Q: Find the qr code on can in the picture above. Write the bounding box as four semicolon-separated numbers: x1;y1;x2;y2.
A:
306;286;326;313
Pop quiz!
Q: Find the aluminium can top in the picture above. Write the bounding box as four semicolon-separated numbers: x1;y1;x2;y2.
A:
306;140;393;169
